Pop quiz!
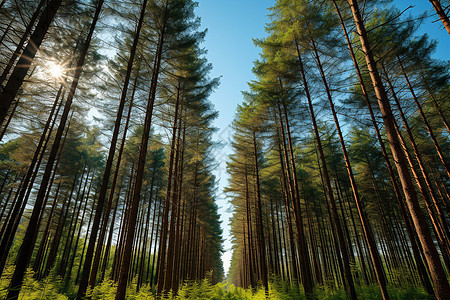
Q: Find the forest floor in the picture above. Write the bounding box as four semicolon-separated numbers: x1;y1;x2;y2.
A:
0;268;432;299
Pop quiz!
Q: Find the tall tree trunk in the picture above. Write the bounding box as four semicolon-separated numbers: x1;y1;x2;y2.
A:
58;167;88;277
138;155;158;289
276;98;310;289
347;0;450;297
0;0;46;86
157;81;181;293
279;90;314;295
76;189;96;284
429;0;450;34
6;1;104;297
115;3;168;298
245;171;256;287
150;197;163;287
33;181;61;277
315;149;346;289
398;57;450;178
393;119;450;270
332;1;434;293
276;114;299;283
384;69;450;252
0;84;63;274
296;43;357;299
252;131;268;291
171;123;186;292
269;197;280;277
310;34;389;299
42;117;76;277
100;188;120;282
0;0;62;127
162;84;182;292
77;1;147;296
65;175;93;283
141;184;158;286
110;164;135;281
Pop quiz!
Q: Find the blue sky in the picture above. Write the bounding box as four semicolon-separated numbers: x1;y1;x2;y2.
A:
195;0;450;276
196;0;273;275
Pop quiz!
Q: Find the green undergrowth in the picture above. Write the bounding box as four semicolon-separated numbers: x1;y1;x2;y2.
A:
0;269;432;299
0;267;68;299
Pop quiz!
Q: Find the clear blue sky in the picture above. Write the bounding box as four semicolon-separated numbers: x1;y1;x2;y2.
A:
196;0;273;275
195;0;449;276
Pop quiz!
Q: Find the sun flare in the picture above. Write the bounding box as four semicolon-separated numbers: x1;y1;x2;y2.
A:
48;62;64;80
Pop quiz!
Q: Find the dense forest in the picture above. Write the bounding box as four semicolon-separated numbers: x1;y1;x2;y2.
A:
227;0;450;299
0;0;449;299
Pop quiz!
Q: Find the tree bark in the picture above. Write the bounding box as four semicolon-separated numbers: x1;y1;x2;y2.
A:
0;0;46;86
77;1;147;296
384;69;450;252
115;2;168;298
398;57;450;178
280;91;314;295
0;84;63;274
347;0;450;297
296;43;357;299
6;1;104;297
332;1;434;293
310;32;389;299
0;0;62;127
162;83;182;292
429;0;450;34
252;131;268;291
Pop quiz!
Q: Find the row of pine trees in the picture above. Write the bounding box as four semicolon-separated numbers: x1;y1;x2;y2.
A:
227;1;449;300
0;0;224;299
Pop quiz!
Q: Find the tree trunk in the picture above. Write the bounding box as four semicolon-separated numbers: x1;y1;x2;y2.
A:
398;57;450;178
100;186;121;282
276;113;299;283
347;0;450;297
76;189;96;284
0;0;46;86
136;166;157;289
171;124;186;292
0;0;62;127
65;175;93;283
150;197;163;287
110;166;134;281
162;84;183;292
315;150;346;289
33;181;61;277
42;120;77;277
58;167;88;277
332;1;434;293
252;131;268;291
384;69;450;252
157;82;181;293
6;1;104;297
296;43;357;299
393;119;450;270
429;0;450;34
115;2;168;298
280;91;314;295
77;1;147;296
0;84;63;274
310;33;389;299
